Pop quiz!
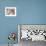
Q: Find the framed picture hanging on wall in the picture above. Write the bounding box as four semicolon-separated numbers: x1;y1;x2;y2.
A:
5;7;16;16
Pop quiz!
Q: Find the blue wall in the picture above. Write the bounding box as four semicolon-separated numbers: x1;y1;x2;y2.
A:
0;0;46;44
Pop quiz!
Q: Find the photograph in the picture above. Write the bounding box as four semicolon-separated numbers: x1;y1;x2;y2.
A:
5;7;16;16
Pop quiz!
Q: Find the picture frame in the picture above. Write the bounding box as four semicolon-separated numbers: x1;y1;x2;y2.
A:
5;7;16;16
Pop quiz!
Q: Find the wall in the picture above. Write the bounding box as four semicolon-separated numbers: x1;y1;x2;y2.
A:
0;0;46;44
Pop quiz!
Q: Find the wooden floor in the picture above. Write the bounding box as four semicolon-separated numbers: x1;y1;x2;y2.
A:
19;39;46;46
0;40;46;46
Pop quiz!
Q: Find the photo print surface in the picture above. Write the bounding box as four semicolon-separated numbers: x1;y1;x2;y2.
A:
5;7;16;16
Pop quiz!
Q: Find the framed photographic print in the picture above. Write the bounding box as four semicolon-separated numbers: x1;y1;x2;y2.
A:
5;7;16;16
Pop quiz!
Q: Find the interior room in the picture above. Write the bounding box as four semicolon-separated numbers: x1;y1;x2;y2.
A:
0;0;46;46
